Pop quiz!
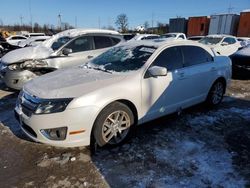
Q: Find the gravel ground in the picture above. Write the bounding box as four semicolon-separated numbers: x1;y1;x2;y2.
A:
0;79;249;188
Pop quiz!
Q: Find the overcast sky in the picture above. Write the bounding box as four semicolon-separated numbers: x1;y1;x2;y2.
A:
0;0;249;29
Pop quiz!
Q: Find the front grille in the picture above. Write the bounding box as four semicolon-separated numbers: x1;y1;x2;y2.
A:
21;122;37;138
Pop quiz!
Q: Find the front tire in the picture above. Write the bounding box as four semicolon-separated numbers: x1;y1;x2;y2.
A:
206;80;225;106
93;102;134;147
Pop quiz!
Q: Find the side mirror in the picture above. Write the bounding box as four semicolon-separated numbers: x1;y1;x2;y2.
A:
62;48;72;56
148;66;167;77
221;42;229;46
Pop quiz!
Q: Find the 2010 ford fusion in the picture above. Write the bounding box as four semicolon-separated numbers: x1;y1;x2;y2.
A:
14;39;231;148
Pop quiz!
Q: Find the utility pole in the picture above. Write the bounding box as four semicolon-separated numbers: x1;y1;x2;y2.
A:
75;16;77;28
227;3;234;13
29;0;33;32
20;15;23;27
58;13;62;30
151;12;154;29
98;16;101;29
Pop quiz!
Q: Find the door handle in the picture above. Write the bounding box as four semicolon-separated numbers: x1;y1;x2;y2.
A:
178;72;185;79
87;55;93;59
210;67;216;71
178;72;185;76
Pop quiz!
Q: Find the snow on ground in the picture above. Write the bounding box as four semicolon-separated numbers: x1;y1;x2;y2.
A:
0;79;249;187
93;104;249;187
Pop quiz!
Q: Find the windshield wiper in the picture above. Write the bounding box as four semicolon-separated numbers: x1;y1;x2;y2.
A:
92;66;112;74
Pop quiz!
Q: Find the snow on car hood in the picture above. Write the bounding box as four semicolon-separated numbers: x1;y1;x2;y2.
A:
1;45;53;64
23;66;127;99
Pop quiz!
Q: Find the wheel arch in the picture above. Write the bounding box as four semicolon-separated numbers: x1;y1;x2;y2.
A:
90;99;139;145
214;76;227;93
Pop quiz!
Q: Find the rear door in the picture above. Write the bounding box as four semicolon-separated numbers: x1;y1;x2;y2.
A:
179;45;216;107
92;35;121;56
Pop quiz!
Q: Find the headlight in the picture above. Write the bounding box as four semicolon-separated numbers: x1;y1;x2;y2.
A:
35;98;73;114
21;60;48;69
8;63;21;70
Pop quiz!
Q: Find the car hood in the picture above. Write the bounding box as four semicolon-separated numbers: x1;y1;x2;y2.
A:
24;66;128;99
1;45;53;64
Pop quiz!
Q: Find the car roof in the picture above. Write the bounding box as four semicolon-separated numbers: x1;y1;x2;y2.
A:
206;34;236;38
43;28;121;48
121;38;213;53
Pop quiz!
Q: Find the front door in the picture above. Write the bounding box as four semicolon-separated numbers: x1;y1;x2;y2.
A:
141;46;185;122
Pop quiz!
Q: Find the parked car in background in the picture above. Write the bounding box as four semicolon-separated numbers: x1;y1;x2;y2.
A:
199;35;241;56
237;37;250;48
24;33;46;38
17;36;51;47
188;36;204;41
0;36;20;58
130;34;160;41
230;44;250;79
161;33;187;40
6;35;28;46
14;39;231;148
0;29;124;90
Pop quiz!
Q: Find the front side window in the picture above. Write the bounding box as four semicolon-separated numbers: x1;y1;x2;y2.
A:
64;36;93;53
94;36;113;49
152;46;183;71
181;46;213;67
12;36;26;40
51;36;71;51
90;45;156;72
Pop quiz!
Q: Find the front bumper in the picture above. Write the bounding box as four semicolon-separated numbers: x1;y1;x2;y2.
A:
14;104;99;147
1;69;37;90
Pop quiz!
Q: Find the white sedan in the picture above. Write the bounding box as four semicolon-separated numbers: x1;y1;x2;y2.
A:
6;35;28;46
199;35;241;56
15;39;231;148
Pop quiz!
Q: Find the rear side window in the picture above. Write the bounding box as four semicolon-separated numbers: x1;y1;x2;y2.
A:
94;36;113;49
178;35;185;39
110;37;121;45
152;46;183;71
65;36;93;53
181;46;213;67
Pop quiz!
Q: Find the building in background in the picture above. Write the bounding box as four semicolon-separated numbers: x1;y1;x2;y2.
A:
208;14;239;36
187;16;210;37
237;10;250;37
169;18;187;34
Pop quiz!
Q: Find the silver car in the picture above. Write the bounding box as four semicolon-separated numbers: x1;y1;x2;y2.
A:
15;39;231;148
0;29;123;90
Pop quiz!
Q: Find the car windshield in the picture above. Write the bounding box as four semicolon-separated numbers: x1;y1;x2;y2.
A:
161;34;176;38
199;37;223;45
89;45;156;72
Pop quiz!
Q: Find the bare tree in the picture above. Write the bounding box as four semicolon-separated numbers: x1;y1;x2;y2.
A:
115;14;128;33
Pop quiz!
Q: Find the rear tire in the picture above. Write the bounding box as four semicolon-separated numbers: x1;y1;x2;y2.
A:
206;80;225;107
93;102;134;147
